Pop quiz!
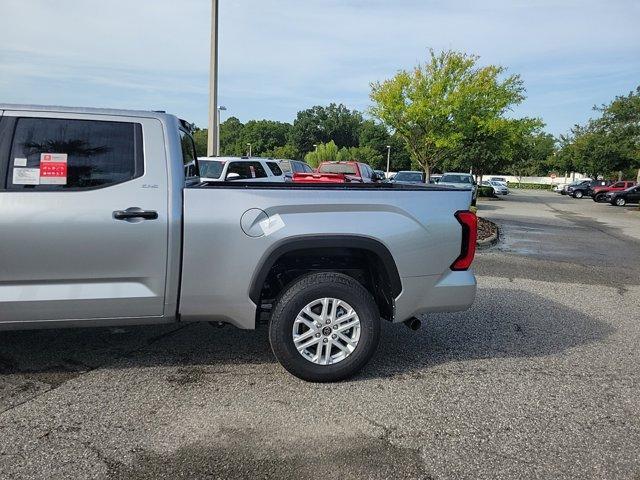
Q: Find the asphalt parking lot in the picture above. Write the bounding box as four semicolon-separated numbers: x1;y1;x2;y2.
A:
1;190;639;479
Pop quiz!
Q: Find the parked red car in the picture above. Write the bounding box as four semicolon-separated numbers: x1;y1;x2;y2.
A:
292;161;379;183
592;181;637;202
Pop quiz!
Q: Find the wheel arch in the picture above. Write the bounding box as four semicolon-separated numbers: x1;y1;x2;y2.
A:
249;235;402;316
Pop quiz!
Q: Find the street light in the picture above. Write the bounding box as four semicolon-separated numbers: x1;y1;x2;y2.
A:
386;145;391;176
313;144;318;152
247;143;252;158
216;106;227;156
207;0;219;157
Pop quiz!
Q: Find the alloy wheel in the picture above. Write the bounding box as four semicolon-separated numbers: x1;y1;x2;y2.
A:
292;297;361;365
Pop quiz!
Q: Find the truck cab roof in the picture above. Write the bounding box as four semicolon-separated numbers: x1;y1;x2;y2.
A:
0;103;181;124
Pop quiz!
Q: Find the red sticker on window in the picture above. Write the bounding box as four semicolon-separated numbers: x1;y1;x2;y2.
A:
40;153;68;185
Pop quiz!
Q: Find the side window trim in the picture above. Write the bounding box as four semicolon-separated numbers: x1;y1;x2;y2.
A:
0;117;17;191
179;128;199;178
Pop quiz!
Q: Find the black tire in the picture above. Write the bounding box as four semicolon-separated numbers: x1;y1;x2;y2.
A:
615;197;626;206
594;193;605;203
268;272;380;382
573;190;584;199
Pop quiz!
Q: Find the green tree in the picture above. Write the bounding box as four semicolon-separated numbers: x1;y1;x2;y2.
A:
240;120;292;157
219;117;245;156
370;49;527;179
263;144;300;159
290;104;363;155
336;146;384;167
508;129;556;177
553;87;640;180
304;141;340;167
594;87;640;181
572;126;630;179
192;127;208;157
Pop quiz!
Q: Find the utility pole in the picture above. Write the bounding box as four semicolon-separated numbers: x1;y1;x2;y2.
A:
247;143;252;157
207;0;219;157
217;106;227;156
386;145;391;176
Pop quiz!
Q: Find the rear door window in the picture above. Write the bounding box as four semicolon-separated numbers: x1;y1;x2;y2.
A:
266;162;283;176
179;129;197;168
226;161;267;180
7;117;143;190
319;163;357;175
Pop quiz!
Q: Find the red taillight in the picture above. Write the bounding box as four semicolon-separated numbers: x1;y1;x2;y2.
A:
450;211;477;271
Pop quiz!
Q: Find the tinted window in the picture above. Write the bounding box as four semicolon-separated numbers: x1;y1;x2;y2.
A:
267;162;283;176
199;160;225;179
395;172;423;182
179;130;197;173
441;174;471;184
8;117;143;190
319;163;356;175
226;161;267;180
302;162;313;173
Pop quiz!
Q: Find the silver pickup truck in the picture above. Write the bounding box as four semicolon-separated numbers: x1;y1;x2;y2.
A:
0;104;477;382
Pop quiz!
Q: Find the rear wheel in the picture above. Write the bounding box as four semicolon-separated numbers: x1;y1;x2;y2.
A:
615;197;627;206
594;193;606;203
268;272;380;382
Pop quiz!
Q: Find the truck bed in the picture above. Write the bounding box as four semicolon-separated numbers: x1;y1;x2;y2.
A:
179;182;476;329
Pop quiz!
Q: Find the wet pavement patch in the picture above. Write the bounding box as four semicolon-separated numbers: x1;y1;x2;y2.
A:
106;434;429;480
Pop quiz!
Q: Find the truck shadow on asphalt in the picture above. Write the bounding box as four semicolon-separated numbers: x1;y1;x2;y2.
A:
368;287;614;379
0;287;613;389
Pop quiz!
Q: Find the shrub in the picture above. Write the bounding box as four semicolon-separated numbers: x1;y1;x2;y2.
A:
478;186;495;197
507;182;552;190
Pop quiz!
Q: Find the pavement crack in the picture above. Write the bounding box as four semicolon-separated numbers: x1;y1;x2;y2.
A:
144;324;191;346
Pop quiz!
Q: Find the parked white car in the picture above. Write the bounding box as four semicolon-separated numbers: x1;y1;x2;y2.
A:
553;183;567;193
482;180;509;195
439;173;478;206
197;157;287;182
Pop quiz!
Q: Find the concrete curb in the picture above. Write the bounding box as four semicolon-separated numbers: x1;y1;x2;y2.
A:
477;219;500;249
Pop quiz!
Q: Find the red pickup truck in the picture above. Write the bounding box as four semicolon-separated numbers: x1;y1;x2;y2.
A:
293;161;379;183
592;181;637;202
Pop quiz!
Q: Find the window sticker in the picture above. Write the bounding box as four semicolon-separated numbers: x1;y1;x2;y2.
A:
12;168;40;185
14;157;27;167
39;153;68;185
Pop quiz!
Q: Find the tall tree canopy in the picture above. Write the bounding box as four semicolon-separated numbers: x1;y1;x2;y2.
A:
370;49;533;178
289;103;363;155
552;87;640;180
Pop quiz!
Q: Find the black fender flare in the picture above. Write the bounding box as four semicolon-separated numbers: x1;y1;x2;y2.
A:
248;235;402;303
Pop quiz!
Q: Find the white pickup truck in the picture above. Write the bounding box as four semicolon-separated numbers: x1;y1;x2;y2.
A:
0;104;477;382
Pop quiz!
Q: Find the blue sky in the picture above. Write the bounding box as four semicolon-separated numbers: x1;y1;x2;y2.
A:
1;0;639;135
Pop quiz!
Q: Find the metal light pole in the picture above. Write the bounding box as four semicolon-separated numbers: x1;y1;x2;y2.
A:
247;143;252;157
386;145;391;175
216;105;227;156
207;0;219;157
